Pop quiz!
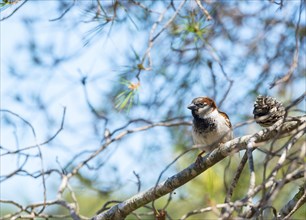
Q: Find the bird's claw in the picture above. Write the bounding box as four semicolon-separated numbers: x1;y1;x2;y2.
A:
195;151;205;167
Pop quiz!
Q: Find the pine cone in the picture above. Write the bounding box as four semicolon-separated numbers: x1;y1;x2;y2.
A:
253;95;286;127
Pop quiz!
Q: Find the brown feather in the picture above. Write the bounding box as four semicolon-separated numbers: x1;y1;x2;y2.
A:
218;111;232;128
199;97;217;109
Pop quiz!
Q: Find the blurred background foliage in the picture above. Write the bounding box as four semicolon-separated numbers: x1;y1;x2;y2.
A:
1;0;305;219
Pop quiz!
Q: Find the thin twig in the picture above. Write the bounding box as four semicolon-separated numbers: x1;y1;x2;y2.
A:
280;187;306;220
0;107;66;156
49;0;76;22
180;202;242;220
137;0;187;76
221;152;248;218
269;0;303;88
0;0;28;21
195;0;212;20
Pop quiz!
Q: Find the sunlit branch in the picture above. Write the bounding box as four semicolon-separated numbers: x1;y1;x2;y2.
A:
195;0;212;21
93;116;306;220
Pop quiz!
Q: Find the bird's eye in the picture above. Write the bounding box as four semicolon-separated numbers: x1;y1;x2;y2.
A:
197;103;205;107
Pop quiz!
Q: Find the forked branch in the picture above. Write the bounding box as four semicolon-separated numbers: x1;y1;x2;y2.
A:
93;116;306;220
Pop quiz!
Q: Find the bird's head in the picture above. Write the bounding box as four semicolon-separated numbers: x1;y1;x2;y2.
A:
187;97;217;118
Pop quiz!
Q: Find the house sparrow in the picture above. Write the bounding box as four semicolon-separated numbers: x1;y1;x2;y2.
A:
188;97;233;155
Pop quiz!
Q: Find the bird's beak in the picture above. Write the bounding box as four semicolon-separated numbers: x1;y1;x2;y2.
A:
187;103;197;110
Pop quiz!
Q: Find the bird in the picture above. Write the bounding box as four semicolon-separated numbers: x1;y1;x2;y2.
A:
187;97;233;156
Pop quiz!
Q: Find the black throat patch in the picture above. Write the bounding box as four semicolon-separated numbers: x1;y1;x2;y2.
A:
192;112;217;133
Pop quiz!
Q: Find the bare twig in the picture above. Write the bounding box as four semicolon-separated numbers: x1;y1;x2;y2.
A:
285;91;306;111
130;0;160;14
0;107;66;156
0;0;28;21
0;109;48;212
152;148;194;212
269;0;303;88
96;200;122;215
133;171;141;193
137;0;186;76
204;43;234;107
195;0;212;20
49;0;76;21
180;202;242;220
221;152;248;218
278;185;306;220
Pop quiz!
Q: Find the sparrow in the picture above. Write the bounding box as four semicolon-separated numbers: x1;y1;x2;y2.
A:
188;97;233;155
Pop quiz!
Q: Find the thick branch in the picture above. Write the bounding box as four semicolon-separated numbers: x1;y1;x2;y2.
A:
93;116;305;220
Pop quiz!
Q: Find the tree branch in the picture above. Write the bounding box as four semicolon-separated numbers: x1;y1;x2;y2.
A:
93;116;306;220
278;184;306;220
